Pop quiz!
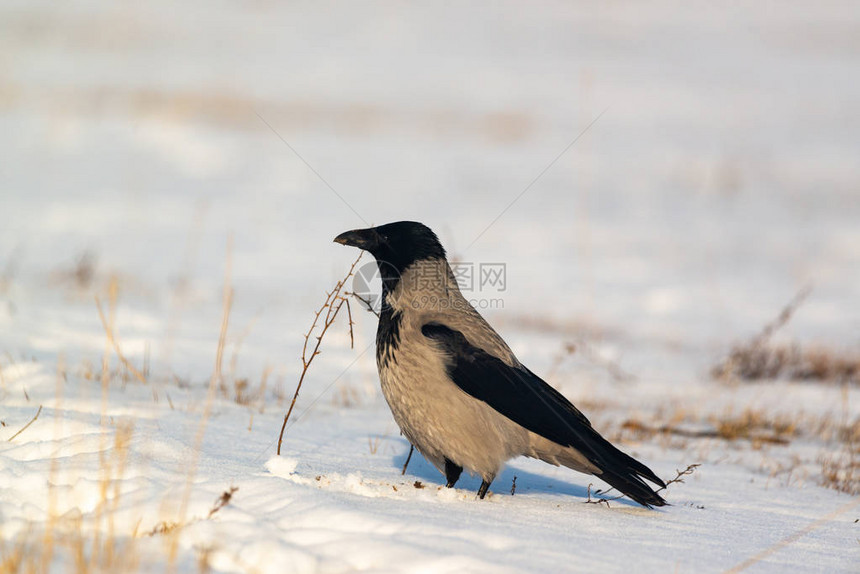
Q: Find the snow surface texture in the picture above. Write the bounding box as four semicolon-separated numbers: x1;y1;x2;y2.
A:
1;1;859;572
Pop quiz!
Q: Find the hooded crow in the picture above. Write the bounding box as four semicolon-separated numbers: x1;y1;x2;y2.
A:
334;221;667;507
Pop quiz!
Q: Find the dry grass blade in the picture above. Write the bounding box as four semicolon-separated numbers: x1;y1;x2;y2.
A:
169;237;234;568
277;252;364;455
227;311;262;393
748;285;812;350
7;405;42;442
94;294;148;385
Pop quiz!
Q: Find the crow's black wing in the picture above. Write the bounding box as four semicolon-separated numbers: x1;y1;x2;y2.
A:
422;322;666;507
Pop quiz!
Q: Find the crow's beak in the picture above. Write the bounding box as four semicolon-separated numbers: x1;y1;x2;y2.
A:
334;228;378;251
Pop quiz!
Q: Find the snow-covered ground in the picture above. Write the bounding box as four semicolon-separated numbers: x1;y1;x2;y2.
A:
1;1;859;572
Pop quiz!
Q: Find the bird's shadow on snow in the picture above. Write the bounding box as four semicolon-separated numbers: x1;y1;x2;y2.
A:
390;444;639;508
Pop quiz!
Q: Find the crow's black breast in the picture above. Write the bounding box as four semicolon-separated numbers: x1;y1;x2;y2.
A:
376;308;402;366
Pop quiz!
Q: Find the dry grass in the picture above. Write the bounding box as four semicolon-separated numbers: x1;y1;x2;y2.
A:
0;242;241;573
0;420;142;574
713;344;860;385
368;435;381;455
167;238;234;568
229;369;271;410
706;286;860;493
712;286;860;385
820;396;860;495
0;436;238;574
71;237;270;410
618;404;859;495
95;277;148;386
331;381;364;408
712;410;797;446
619;409;860;450
820;451;859;495
24;83;536;144
793;347;860;383
49;252;97;291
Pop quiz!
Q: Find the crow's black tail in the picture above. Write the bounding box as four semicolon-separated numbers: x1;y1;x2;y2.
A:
582;434;667;508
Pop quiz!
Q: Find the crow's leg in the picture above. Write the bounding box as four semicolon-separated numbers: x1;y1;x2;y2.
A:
444;458;463;488
401;445;414;475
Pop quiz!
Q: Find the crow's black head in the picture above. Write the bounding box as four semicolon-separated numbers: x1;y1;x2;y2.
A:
334;221;446;275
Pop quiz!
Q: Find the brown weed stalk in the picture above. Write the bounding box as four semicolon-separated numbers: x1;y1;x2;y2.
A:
276;253;363;455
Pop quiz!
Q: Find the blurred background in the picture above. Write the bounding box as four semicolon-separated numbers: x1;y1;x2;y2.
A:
1;1;858;387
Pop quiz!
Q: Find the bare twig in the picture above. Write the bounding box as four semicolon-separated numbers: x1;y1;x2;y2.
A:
7;405;42;442
345;299;355;349
656;463;701;493
277;253;364;454
584;483;616;507
584;463;702;506
346;291;380;318
510;475;517;496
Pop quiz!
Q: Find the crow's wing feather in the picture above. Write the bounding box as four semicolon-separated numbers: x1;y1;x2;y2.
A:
422;322;667;507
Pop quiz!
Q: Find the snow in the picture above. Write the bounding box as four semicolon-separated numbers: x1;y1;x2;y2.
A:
2;1;859;572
